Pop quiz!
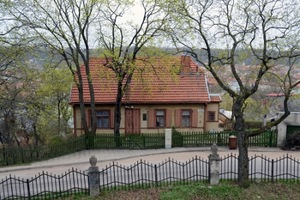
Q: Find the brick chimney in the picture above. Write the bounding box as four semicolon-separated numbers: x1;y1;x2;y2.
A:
180;55;191;74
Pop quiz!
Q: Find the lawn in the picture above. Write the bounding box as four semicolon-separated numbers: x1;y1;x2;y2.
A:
66;182;300;200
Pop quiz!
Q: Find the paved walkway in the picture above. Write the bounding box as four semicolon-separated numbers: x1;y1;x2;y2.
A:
0;147;299;179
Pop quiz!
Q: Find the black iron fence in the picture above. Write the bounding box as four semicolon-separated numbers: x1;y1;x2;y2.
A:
98;156;209;191
91;130;277;149
1;154;300;199
0;137;86;166
1;168;88;200
0;131;277;166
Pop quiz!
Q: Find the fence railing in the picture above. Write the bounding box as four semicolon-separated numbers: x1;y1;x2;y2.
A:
0;137;86;166
90;130;276;149
1;154;299;199
0;130;277;166
0;168;88;200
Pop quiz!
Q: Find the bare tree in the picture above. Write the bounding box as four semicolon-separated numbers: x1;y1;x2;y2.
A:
3;0;101;135
4;0;170;140
0;5;32;146
96;0;169;142
169;0;300;187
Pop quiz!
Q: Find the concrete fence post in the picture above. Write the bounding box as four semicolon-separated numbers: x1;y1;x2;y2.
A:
88;155;100;197
165;128;172;149
208;143;221;185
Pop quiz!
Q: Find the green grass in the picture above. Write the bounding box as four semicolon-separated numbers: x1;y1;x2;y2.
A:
160;182;300;200
160;183;243;200
59;182;300;200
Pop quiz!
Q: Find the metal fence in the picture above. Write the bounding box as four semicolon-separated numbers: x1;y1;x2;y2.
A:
92;130;277;149
0;130;277;166
1;154;300;199
0;168;88;200
0;137;86;166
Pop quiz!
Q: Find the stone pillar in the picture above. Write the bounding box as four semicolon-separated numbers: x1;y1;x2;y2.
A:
165;128;172;149
88;155;100;197
208;143;221;185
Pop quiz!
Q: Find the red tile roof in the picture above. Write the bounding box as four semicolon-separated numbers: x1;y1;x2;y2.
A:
209;94;222;102
69;56;220;105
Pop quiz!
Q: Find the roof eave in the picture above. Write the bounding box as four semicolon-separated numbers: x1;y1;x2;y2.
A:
70;101;211;106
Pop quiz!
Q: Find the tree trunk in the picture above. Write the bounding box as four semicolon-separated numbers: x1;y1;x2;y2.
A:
237;129;249;187
85;64;97;136
75;69;89;135
78;85;89;135
114;80;123;147
233;98;250;187
57;98;61;134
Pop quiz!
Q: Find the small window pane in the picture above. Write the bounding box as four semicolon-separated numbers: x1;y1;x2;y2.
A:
143;113;147;121
96;110;109;128
97;118;109;127
156;110;165;127
157;110;164;116
182;110;191;127
182;110;190;116
208;111;215;121
97;111;108;116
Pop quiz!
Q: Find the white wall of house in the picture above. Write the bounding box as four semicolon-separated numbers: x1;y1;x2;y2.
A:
277;112;300;147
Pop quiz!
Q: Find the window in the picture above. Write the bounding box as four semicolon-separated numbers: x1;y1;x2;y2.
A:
143;113;147;121
96;110;110;128
208;111;216;122
182;110;191;127
156;110;165;127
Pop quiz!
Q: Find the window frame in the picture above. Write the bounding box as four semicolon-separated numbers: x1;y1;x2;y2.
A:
143;113;147;121
95;110;110;128
181;109;191;127
207;111;216;122
155;109;166;128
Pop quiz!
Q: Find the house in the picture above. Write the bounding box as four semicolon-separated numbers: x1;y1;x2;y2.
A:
69;56;223;136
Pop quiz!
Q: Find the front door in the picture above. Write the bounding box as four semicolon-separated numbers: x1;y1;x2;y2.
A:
125;109;141;135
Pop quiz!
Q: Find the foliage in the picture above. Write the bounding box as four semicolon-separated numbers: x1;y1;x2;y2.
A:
243;97;268;121
74;182;300;200
35;67;73;137
221;88;273;122
1;0;101;136
220;93;233;111
0;43;32;146
160;182;300;200
45;133;77;146
160;183;241;200
0;53;73;147
95;0;172;138
168;0;300;186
